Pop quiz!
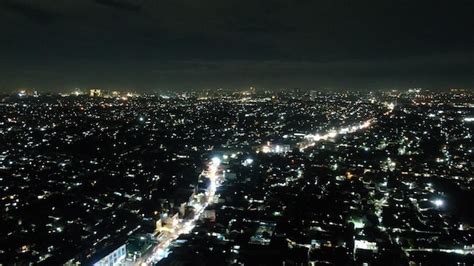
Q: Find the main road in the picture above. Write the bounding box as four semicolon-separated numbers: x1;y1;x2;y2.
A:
137;158;223;265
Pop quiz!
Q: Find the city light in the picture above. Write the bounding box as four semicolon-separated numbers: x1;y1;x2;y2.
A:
2;90;470;266
211;157;221;166
433;199;444;208
243;158;254;166
0;0;471;263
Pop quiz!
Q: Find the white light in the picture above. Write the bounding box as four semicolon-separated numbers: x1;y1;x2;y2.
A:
275;145;282;153
313;134;321;141
211;157;221;166
387;103;395;110
339;127;349;134
360;121;371;129
243;158;253;166
328;131;338;138
433;199;444;207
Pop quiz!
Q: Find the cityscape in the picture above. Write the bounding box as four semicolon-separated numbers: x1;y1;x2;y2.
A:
0;88;473;265
1;0;474;265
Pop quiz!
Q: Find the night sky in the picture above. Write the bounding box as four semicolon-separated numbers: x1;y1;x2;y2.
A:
1;0;473;91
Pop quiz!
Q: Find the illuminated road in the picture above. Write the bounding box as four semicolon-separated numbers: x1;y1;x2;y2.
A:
298;119;373;150
137;158;223;265
299;102;394;150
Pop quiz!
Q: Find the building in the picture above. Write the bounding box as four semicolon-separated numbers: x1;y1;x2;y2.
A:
93;244;126;266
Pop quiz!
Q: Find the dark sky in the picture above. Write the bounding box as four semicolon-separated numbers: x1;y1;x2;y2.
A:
1;0;473;91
